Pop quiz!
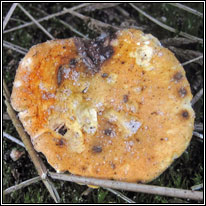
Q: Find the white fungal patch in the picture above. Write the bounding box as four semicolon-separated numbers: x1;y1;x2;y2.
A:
21;57;32;68
14;80;22;88
129;45;154;69
71;70;80;82
95;102;103;108
144;40;150;45
124;120;141;136
110;39;119;47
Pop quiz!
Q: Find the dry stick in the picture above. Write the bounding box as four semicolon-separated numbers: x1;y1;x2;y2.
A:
3;3;91;34
3;3;18;30
129;3;203;44
49;172;203;201
3;132;25;148
191;183;203;191
31;6;88;39
194;123;203;132
63;9;119;33
3;81;60;203
105;187;135;203
168;3;203;18
17;4;55;40
191;88;203;106
193;131;203;140
3;40;28;53
182;56;203;66
3;42;27;55
3;176;41;195
81;3;121;12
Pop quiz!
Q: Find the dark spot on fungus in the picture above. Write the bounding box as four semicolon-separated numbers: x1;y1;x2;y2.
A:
101;73;109;78
56;124;68;136
123;95;129;103
151;111;158;115
63;46;66;49
110;162;116;169
121;61;125;64
179;87;187;97
55;138;66;147
104;128;113;136
69;58;77;68
92;145;102;153
136;138;140;142
57;65;64;85
173;72;183;82
182;110;189;119
160;138;164;141
74;33;115;74
82;166;87;171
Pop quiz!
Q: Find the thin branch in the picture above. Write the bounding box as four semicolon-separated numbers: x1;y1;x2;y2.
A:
3;43;26;55
129;3;203;44
31;6;88;39
193;131;203;140
182;56;203;66
3;112;10;120
168;46;203;66
3;3;18;31
191;88;203;106
62;8;119;33
49;172;203;201
160;37;198;47
191;183;203;191
194;123;203;132
3;3;91;34
81;187;93;196
3;79;60;203
168;3;203;18
3;40;28;52
3;132;25;148
81;3;121;12
17;4;55;40
105;187;135;203
3;176;41;195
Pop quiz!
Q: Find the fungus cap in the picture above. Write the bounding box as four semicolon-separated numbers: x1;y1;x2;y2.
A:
11;29;194;183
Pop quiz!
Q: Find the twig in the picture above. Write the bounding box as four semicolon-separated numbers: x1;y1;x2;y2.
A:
191;88;203;106
160;37;198;47
17;4;55;40
3;112;10;120
63;8;119;33
3;43;27;55
129;3;203;44
3;3;91;34
182;56;203;66
193;131;203;140
3;132;25;148
81;3;121;12
191;183;203;191
194;123;203;132
116;6;130;17
3;3;18;31
168;46;203;66
81;187;93;196
3;176;41;195
49;172;203;201
4;40;28;52
31;6;88;39
3;79;60;203
105;187;135;203
168;3;203;18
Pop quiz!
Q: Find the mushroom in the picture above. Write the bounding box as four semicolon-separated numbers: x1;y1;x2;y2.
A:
11;29;194;183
